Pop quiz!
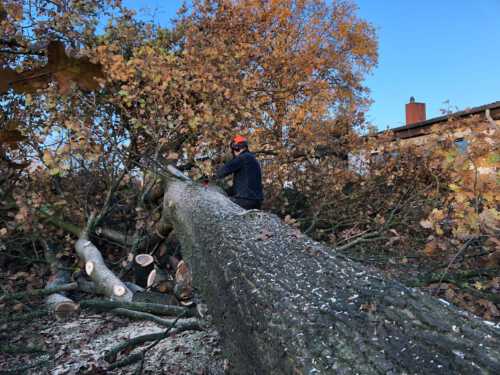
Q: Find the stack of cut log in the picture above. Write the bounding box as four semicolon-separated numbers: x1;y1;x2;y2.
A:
2;238;201;372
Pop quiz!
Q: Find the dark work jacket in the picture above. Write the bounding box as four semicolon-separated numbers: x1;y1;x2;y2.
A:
216;151;263;201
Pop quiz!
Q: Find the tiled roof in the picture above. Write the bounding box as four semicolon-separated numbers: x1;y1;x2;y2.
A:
381;101;500;139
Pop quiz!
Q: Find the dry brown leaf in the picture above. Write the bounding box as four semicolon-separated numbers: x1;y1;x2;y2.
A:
360;302;377;313
489;303;500;317
0;127;25;145
257;229;273;241
444;287;456;300
424;241;437;256
0;41;104;95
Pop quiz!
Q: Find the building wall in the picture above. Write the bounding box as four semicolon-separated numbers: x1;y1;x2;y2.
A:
349;118;499;175
399;120;498;174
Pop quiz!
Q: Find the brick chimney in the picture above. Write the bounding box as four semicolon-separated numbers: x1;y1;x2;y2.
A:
405;97;426;126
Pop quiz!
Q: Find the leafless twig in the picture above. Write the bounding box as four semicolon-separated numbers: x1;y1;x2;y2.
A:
433;238;474;295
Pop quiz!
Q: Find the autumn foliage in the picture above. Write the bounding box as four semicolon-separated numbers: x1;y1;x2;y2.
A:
1;0;499;320
271;115;499;319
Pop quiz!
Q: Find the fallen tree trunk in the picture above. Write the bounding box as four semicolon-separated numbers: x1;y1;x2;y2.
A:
161;178;500;375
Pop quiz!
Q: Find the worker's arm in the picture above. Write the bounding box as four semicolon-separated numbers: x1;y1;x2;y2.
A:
215;156;242;179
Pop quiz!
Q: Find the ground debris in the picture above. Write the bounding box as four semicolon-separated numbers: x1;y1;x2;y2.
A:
0;311;224;374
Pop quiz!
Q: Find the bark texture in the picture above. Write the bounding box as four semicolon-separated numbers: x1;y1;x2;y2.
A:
162;178;500;375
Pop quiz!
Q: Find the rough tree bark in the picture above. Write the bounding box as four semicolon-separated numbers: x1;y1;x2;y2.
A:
161;177;500;375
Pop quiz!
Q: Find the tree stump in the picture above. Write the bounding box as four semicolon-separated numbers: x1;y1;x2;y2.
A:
134;254;155;288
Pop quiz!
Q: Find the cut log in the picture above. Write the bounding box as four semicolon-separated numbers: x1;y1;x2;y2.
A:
75;232;133;302
173;260;193;306
45;293;78;319
146;267;175;294
147;268;157;288
161;177;500;375
85;260;94;276
134;254;155;288
42;241;78;319
76;277;145;295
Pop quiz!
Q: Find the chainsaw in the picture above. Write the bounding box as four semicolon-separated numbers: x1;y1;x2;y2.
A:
166;164;192;182
166;164;214;188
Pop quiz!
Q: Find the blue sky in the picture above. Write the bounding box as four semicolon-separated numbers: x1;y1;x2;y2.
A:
123;0;500;130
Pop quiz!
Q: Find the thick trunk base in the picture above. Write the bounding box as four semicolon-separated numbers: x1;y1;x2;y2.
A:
162;178;500;375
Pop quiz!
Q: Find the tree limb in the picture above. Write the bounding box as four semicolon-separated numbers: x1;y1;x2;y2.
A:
104;314;198;364
0;283;78;302
75;217;133;302
79;299;193;317
111;308;201;329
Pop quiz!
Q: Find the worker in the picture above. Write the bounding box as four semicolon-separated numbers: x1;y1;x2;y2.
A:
215;135;263;209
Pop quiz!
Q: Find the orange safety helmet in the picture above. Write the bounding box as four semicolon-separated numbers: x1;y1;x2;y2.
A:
230;135;248;151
